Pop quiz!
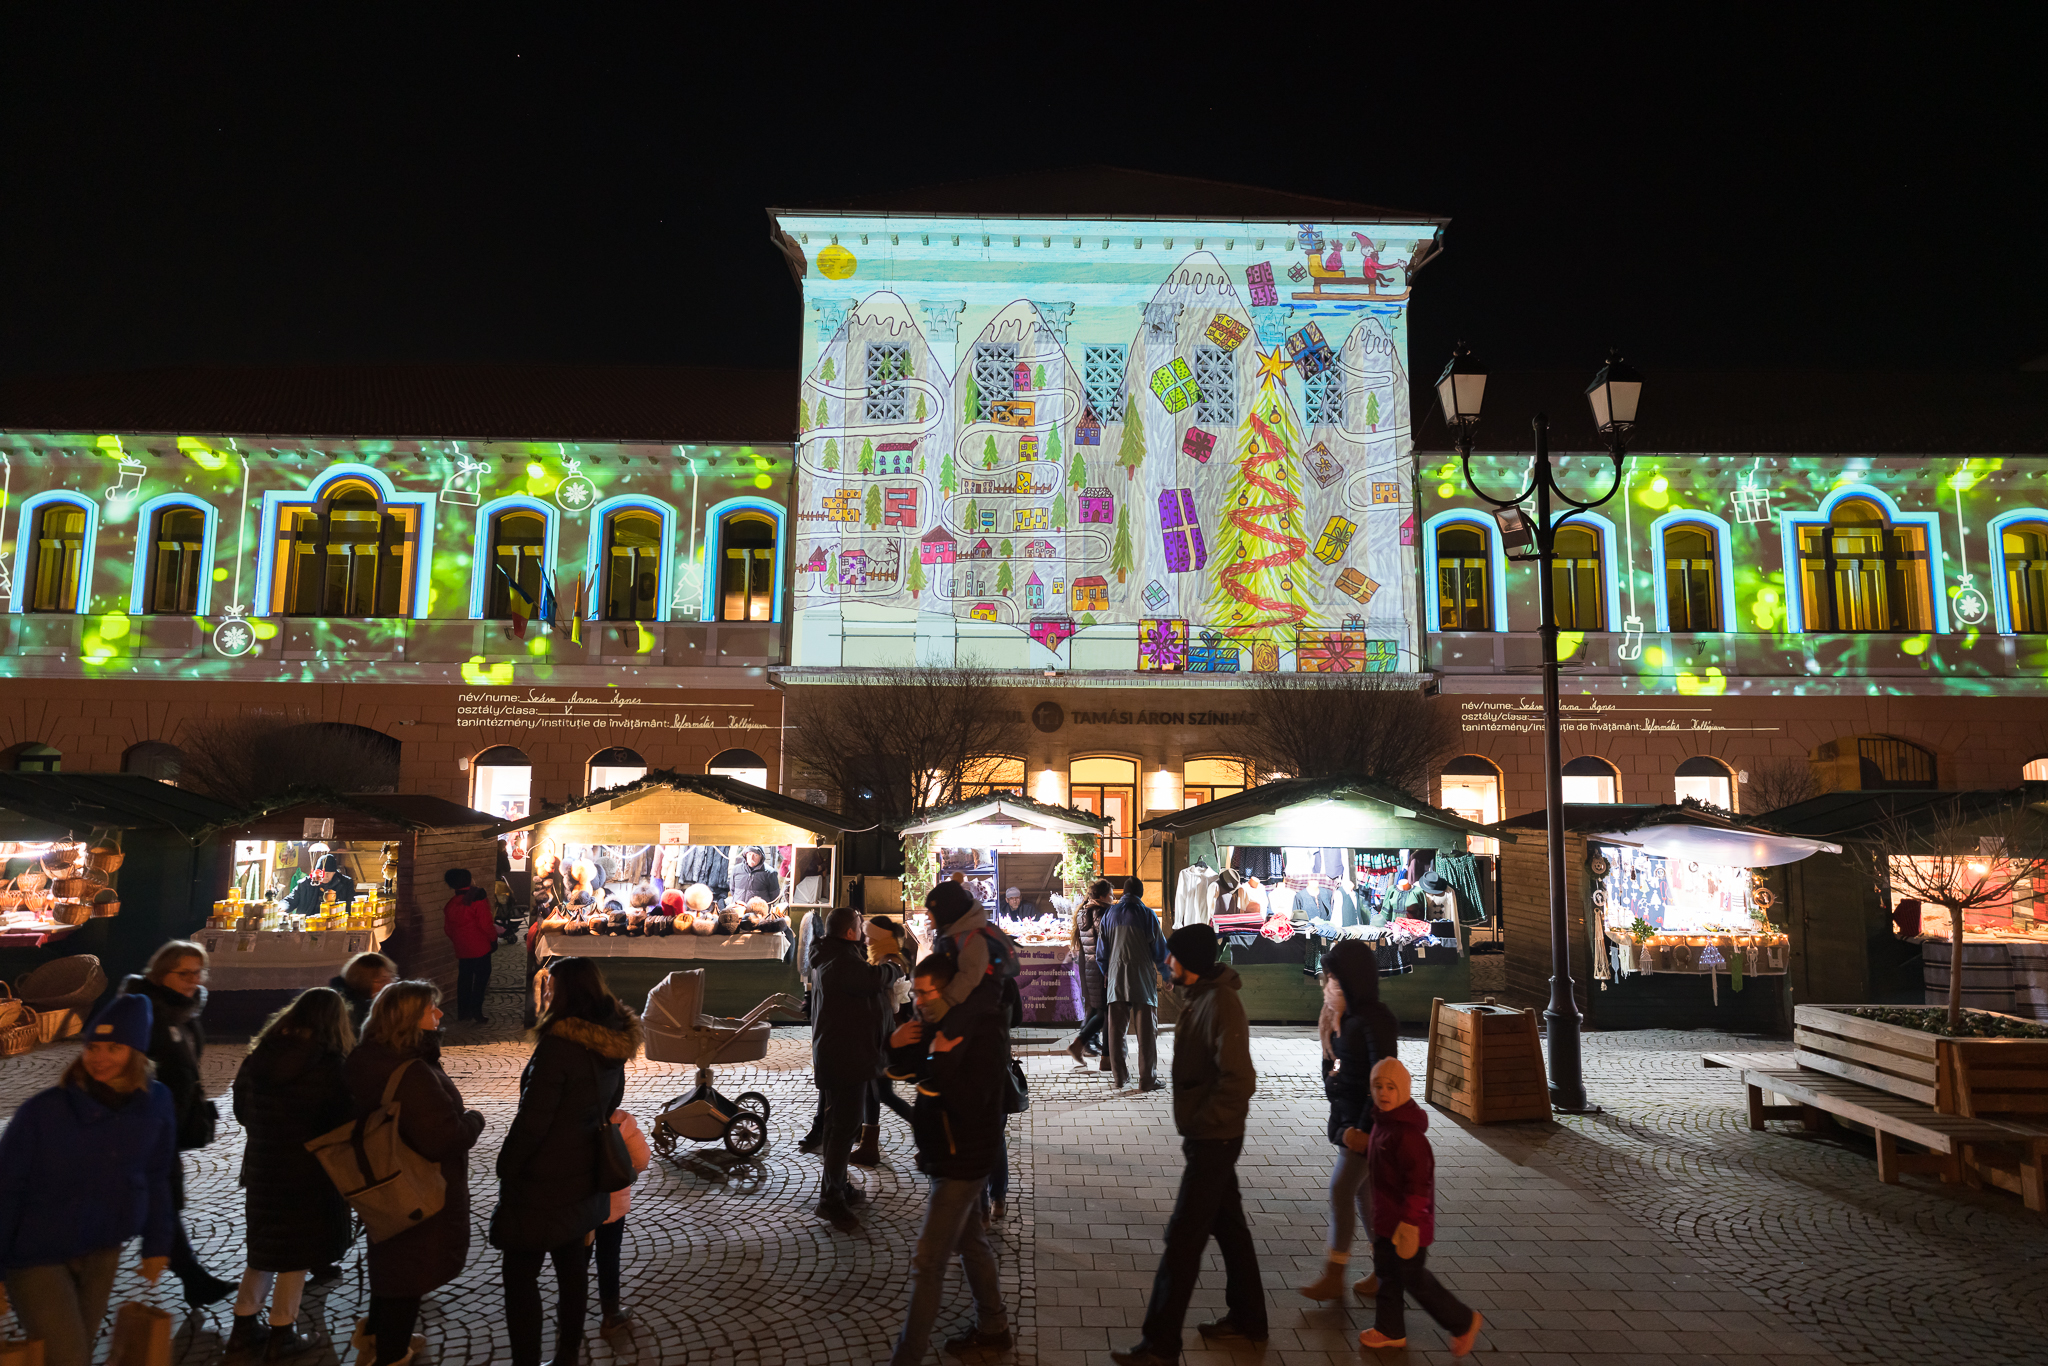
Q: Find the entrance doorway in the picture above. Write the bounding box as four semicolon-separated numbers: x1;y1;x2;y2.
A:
1069;755;1137;878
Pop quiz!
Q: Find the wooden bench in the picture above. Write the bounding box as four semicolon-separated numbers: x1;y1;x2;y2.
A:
1705;1055;2032;1191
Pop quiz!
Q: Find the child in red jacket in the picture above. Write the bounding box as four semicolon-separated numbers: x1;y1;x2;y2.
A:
442;868;499;1024
1360;1057;1483;1357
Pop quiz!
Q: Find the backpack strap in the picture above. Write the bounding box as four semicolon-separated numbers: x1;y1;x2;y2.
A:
380;1057;417;1108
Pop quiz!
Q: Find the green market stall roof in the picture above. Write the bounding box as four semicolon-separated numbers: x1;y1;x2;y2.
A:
896;794;1111;838
1138;775;1513;849
207;792;503;841
0;772;242;844
1498;801;1840;866
1756;784;2048;843
493;771;862;841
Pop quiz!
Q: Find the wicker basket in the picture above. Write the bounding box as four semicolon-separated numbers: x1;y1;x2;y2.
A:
89;889;120;919
85;848;125;875
52;877;91;900
0;983;22;1031
34;1007;79;1043
13;871;45;896
0;883;21;914
17;955;106;1016
51;901;90;928
0;1006;39;1057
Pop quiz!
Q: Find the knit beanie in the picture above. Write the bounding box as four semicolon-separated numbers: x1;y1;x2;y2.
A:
1166;922;1219;976
926;880;977;928
84;993;152;1052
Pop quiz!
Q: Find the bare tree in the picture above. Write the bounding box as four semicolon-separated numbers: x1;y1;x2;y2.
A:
1747;757;1823;814
782;663;1025;825
1241;672;1458;795
1856;798;2048;1029
177;710;401;809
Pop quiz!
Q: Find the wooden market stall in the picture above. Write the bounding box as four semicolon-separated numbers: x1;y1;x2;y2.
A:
498;773;857;1018
894;794;1111;1026
1495;803;1839;1033
1139;776;1507;1025
195;793;500;1030
0;773;240;1013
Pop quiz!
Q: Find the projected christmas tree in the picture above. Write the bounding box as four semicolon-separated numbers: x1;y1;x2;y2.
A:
1202;349;1313;636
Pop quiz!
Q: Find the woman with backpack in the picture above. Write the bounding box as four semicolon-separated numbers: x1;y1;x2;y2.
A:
493;956;642;1366
346;981;486;1366
228;987;357;1360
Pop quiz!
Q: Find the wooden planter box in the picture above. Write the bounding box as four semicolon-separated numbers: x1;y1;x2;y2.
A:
1424;998;1550;1123
1795;1004;2048;1115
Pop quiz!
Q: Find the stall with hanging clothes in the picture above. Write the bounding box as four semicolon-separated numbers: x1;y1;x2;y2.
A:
1140;775;1508;1024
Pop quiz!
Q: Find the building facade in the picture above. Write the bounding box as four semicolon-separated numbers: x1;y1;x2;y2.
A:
0;368;797;815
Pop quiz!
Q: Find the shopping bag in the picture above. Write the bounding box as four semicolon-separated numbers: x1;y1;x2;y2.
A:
105;1299;172;1366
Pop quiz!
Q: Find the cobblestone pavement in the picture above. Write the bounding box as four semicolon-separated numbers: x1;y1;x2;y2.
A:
2;955;2043;1364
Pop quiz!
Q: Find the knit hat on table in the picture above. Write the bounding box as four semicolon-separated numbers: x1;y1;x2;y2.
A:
84;993;152;1052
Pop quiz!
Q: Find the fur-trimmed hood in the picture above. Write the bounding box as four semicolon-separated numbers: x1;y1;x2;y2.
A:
548;1010;643;1061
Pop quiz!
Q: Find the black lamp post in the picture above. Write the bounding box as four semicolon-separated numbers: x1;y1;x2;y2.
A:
1435;346;1642;1113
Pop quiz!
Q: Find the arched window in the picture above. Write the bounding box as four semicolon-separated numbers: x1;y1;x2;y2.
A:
1663;525;1721;631
588;747;647;793
707;747;769;789
2025;757;2048;781
1551;524;1605;631
1674;756;1734;811
487;508;549;620
2002;521;2048;633
122;741;185;785
719;511;777;622
1435;524;1493;630
601;509;663;621
1561;755;1619;804
1070;755;1138;876
1439;755;1502;854
279;478;418;617
958;754;1026;800
1813;735;1936;791
1182;757;1251;806
13;743;61;774
471;745;533;819
144;506;208;615
26;501;91;614
1796;498;1931;632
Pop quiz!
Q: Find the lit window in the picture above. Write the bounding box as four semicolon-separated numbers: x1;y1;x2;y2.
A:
718;511;776;622
1193;344;1236;427
1797;499;1931;632
1182;757;1251;807
280;481;417;617
1674;756;1734;810
28;503;89;613
487;510;548;620
588;747;647;793
866;344;910;422
1069;756;1138;877
708;747;769;789
145;507;206;615
2003;522;2048;633
471;746;532;819
1551;524;1605;631
601;509;662;621
1439;755;1502;855
958;754;1026;800
14;743;61;774
1436;525;1492;630
2024;757;2048;781
1561;756;1619;803
123;741;185;784
1663;525;1720;631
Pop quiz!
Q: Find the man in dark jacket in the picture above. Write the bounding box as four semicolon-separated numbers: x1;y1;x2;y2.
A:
882;954;1011;1365
1113;923;1264;1366
808;907;888;1225
729;846;781;902
285;852;356;917
1096;877;1170;1091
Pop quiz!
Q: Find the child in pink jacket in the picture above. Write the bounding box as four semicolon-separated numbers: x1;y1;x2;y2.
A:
597;1108;652;1338
1359;1058;1483;1357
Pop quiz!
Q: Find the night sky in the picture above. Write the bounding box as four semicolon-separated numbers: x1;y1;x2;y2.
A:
4;9;2040;383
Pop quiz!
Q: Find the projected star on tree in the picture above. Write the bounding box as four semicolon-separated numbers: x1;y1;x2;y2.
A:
1254;343;1293;386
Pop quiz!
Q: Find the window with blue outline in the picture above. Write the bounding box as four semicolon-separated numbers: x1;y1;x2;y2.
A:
485;508;549;619
1662;524;1721;631
2002;521;2048;633
145;505;208;614
1435;524;1493;630
280;478;418;617
718;510;777;622
601;507;664;621
1796;497;1930;632
27;502;89;613
1550;524;1606;631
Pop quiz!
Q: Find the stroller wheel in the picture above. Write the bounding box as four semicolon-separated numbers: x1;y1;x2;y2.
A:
724;1112;767;1157
735;1090;770;1120
652;1123;678;1158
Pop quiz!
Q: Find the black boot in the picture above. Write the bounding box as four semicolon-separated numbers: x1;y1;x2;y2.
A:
170;1225;235;1308
542;1332;583;1366
263;1324;312;1361
226;1313;269;1354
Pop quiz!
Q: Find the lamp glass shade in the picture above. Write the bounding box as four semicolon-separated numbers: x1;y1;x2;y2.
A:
1586;358;1643;431
1435;364;1486;426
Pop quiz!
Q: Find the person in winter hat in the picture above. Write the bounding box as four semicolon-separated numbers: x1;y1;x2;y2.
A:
119;939;235;1308
1112;923;1265;1366
443;868;499;1024
0;994;176;1366
228;987;357;1360
728;845;781;902
330;951;396;1035
849;916;916;1168
1358;1058;1483;1357
1300;938;1400;1304
1096;877;1170;1091
806;908;890;1226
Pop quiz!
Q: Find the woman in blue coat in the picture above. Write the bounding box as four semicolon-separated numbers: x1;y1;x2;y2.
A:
0;995;177;1366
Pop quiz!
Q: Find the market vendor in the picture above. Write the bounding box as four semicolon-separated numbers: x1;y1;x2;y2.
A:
1004;886;1038;919
729;846;781;902
284;853;356;917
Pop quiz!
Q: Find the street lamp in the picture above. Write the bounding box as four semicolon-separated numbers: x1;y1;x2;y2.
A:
1435;345;1643;1113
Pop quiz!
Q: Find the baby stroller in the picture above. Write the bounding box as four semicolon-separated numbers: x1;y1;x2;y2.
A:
645;969;802;1159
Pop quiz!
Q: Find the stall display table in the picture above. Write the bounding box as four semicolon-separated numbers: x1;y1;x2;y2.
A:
194;925;389;991
535;932;790;963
